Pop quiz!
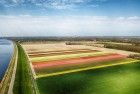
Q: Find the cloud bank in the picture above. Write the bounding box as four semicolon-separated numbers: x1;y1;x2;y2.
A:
0;16;140;37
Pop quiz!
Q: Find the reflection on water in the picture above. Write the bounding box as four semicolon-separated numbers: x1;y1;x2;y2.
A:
0;39;14;81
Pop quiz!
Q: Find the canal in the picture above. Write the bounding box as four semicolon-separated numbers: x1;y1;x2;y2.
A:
0;39;14;82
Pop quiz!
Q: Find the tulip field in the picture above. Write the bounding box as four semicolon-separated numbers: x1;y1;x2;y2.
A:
27;47;138;78
23;43;140;94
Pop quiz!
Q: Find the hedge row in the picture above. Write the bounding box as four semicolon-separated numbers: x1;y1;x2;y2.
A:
104;44;140;53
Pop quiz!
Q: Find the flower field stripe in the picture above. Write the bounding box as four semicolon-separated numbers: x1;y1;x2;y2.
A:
31;52;110;62
29;50;99;57
28;49;94;54
34;58;134;76
35;60;140;79
29;49;97;55
33;54;126;69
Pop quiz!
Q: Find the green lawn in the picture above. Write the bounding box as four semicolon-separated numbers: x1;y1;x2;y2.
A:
37;62;140;94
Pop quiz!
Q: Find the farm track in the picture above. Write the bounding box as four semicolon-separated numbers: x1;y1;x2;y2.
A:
8;43;18;94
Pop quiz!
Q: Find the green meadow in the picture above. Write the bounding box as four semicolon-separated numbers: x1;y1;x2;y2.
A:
37;61;140;94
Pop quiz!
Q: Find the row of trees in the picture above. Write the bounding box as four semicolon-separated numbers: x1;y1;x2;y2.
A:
65;42;83;45
128;54;140;60
104;43;140;53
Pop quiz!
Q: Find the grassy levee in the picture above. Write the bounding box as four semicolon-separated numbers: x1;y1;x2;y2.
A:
13;43;39;94
0;42;17;94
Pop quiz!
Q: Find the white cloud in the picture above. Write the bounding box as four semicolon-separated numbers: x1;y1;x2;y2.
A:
127;16;140;20
0;15;140;37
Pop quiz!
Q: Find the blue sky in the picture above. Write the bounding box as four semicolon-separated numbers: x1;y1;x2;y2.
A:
0;0;140;16
0;0;140;36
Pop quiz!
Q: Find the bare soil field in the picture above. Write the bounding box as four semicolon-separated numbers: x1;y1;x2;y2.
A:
23;42;137;56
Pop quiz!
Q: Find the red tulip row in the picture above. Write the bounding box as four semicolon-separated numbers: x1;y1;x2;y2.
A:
33;53;126;75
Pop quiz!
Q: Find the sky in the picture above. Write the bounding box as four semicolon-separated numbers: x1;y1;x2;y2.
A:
0;0;140;37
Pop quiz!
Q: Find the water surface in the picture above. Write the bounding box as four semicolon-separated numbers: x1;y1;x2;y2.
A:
0;39;14;81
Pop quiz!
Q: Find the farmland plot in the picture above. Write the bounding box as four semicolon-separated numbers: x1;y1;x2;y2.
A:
33;54;129;76
23;43;140;94
23;43;138;78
